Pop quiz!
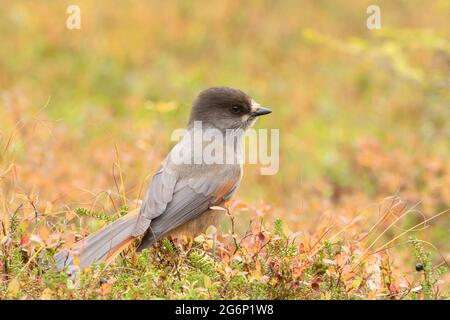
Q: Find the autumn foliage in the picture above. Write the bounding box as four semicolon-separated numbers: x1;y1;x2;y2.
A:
0;1;449;299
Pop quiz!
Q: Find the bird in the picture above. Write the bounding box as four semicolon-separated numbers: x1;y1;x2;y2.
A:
55;86;272;270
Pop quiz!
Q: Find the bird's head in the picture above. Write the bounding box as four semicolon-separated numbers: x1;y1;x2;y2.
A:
188;86;271;131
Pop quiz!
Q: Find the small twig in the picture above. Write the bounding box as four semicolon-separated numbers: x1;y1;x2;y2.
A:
251;240;271;260
307;227;331;259
0;220;7;237
359;197;399;243
9;203;23;236
30;201;40;222
358;201;423;264
114;144;127;207
354;208;448;271
234;222;253;255
226;208;239;254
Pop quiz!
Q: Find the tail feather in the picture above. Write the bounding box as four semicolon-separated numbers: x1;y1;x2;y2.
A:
104;238;136;265
55;209;140;271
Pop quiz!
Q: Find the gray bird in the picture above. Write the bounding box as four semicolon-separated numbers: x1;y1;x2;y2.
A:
55;86;272;270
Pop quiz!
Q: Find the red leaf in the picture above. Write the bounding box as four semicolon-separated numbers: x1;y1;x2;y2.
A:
389;283;399;294
311;282;320;291
258;232;265;242
298;242;305;254
20;235;30;247
311;276;322;291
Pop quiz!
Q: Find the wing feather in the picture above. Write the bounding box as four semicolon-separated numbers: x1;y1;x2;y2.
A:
133;157;241;244
133;167;177;236
137;183;213;250
135;170;240;249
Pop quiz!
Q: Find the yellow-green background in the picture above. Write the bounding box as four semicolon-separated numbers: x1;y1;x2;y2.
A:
0;1;449;281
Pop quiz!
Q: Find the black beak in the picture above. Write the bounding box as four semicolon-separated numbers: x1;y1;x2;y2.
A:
251;107;272;117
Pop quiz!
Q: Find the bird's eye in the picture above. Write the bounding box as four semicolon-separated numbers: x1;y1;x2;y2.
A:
230;105;242;114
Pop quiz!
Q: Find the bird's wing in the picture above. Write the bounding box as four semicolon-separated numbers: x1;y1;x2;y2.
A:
132;166;178;236
132;165;241;238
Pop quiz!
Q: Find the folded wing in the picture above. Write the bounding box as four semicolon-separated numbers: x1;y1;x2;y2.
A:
134;165;241;249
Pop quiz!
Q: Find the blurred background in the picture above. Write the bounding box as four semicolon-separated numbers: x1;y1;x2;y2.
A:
0;1;449;285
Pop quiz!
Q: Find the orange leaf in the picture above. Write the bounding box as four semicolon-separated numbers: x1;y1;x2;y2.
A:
39;226;49;241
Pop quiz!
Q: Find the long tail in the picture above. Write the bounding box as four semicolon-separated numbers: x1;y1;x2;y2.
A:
55;209;140;271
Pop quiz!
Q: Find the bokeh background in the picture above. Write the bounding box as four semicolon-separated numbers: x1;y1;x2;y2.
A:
0;1;449;288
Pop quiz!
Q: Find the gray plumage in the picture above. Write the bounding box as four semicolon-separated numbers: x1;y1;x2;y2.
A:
136;164;241;250
55;86;271;271
55;211;139;270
